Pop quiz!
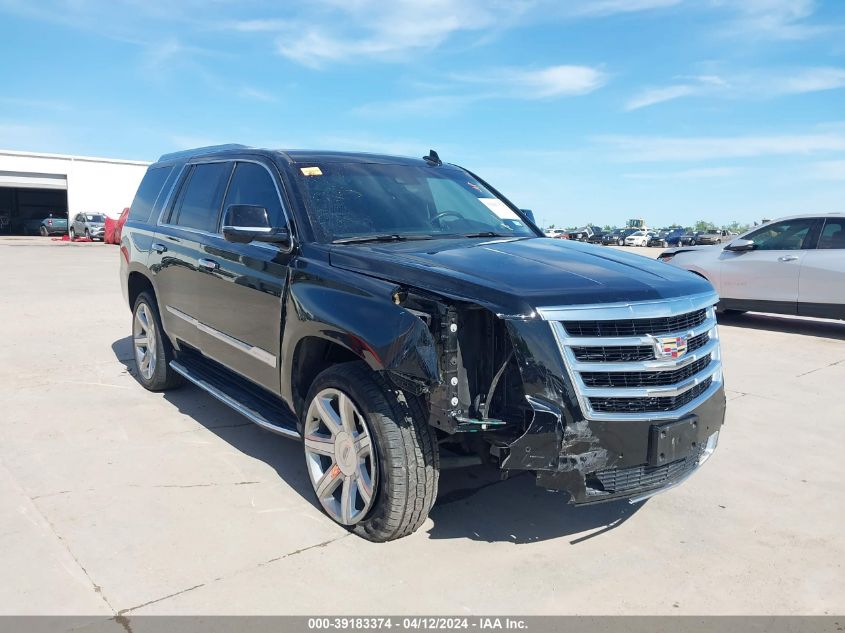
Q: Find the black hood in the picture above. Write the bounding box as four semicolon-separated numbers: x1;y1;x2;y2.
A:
329;237;714;316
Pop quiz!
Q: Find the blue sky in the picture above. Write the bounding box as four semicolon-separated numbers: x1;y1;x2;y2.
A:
1;0;844;228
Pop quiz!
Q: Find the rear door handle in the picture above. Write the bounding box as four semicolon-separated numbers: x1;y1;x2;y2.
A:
778;255;799;262
198;258;219;272
152;243;167;254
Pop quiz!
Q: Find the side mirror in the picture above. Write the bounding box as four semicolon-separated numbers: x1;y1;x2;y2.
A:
724;238;755;252
222;204;291;246
519;208;536;224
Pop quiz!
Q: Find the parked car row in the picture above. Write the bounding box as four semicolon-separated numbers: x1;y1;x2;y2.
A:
21;211;126;241
542;227;741;248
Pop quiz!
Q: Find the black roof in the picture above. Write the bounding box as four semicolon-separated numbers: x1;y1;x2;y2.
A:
279;150;431;166
157;144;438;168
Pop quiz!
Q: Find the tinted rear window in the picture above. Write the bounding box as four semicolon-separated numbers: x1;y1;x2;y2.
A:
128;166;173;224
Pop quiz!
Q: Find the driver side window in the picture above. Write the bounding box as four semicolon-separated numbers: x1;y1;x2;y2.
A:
222;162;286;229
744;219;815;251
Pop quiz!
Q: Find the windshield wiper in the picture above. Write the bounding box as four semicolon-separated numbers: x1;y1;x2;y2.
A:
332;234;436;244
461;231;510;238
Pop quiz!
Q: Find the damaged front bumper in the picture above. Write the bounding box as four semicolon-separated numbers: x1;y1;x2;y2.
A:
503;386;725;504
499;307;726;505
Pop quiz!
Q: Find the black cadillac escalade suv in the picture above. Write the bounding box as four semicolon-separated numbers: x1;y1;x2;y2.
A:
120;144;726;541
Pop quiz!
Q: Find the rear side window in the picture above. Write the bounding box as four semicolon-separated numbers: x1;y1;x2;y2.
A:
128;166;172;223
222;162;286;228
170;162;232;233
818;219;845;250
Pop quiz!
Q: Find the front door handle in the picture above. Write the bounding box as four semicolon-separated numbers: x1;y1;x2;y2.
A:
198;258;219;272
152;243;167;254
778;255;799;262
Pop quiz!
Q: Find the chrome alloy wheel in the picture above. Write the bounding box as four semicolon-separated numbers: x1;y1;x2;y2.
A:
133;303;157;381
304;388;376;526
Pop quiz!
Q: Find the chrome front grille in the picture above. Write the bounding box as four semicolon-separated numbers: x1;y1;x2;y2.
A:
562;309;708;337
538;292;722;421
570;330;710;363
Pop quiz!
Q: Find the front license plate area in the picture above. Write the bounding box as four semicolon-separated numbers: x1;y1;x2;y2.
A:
649;417;698;466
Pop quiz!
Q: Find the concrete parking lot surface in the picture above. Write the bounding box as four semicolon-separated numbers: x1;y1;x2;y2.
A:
1;238;843;616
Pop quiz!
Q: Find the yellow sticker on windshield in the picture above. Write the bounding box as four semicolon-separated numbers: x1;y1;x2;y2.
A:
300;166;323;176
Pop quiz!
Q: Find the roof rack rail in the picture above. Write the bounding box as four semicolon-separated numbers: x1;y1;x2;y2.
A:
157;144;251;163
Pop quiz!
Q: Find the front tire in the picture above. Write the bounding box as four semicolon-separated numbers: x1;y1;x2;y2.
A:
302;362;439;542
39;226;48;237
617;239;624;246
131;292;183;391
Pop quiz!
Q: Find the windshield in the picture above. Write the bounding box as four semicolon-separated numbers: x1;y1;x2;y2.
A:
86;214;105;222
293;162;537;243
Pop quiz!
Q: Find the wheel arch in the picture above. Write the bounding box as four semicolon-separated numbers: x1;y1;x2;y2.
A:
289;336;363;415
127;271;155;311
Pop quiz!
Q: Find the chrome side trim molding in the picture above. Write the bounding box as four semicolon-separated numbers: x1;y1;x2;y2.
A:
165;305;277;367
537;291;719;322
169;361;300;439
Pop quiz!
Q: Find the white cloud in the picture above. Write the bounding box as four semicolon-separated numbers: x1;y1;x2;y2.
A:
271;0;531;68
625;84;700;110
625;75;729;110
242;0;685;67
716;0;832;40
570;0;681;17
775;67;845;94
237;87;279;103
229;19;289;33
626;66;845;110
596;132;845;162
808;160;845;181
625;166;742;179
354;64;606;117
506;65;608;97
453;65;608;98
353;95;480;117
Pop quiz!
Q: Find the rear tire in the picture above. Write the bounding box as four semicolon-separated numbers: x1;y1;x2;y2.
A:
302;362;439;542
39;226;48;237
69;227;75;239
131;291;183;391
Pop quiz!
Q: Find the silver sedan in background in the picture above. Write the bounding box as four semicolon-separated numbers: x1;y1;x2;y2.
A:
658;213;845;321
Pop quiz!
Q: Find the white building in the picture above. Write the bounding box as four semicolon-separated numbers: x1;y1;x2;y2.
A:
0;149;150;235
